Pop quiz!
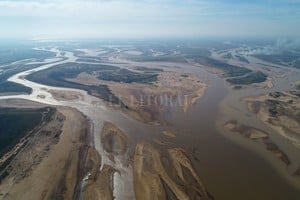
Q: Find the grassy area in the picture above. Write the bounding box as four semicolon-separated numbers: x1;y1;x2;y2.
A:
223;52;233;59
179;47;211;58
195;57;252;77
0;81;32;94
0;61;57;84
129;55;187;63
0;107;54;156
0;46;58;94
0;46;55;65
0;62;50;94
227;71;267;85
98;68;158;84
27;63;128;107
253;51;300;69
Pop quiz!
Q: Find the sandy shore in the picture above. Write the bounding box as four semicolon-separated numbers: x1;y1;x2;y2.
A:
133;140;212;200
224;120;291;166
245;91;300;148
67;70;207;123
0;106;90;199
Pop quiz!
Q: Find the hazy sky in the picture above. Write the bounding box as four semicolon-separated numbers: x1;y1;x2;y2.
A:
0;0;299;39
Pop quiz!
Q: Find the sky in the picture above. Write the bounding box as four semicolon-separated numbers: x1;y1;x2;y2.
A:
0;0;299;39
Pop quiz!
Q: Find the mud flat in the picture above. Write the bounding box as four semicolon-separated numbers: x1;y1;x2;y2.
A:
224;120;291;166
110;71;206;123
81;121;132;200
49;89;84;101
96;121;213;200
245;91;300;148
67;70;206;124
1;44;299;200
0;99;46;108
81;147;116;200
162;130;177;138
101;122;128;156
133;141;212;200
0;106;91;200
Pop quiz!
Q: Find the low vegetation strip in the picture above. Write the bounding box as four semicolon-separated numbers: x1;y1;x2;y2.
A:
0;81;32;94
194;57;252;77
226;71;267;85
0;46;55;65
98;68;158;83
27;62;129;106
0;107;54;156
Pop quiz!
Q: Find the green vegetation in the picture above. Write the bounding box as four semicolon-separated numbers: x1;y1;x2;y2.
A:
227;71;267;85
130;55;186;63
27;63;128;107
179;47;211;58
0;47;58;94
195;57;252;77
98;68;158;84
223;52;233;59
235;55;250;63
0;107;54;156
135;66;164;72
0;62;48;94
181;74;189;78
254;51;300;69
0;81;32;94
0;46;55;65
265;99;284;117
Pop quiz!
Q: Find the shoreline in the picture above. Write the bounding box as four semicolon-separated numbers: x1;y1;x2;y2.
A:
0;105;92;199
0;44;299;199
216;92;300;191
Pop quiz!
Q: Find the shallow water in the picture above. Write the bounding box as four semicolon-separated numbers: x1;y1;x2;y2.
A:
0;46;299;200
165;67;300;199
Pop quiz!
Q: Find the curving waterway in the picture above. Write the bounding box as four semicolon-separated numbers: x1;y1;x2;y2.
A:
0;47;299;200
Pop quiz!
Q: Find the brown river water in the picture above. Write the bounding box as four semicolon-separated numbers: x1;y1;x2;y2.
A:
167;74;300;199
1;48;299;200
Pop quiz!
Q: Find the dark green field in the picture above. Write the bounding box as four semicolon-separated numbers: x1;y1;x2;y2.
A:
254;51;300;69
0;82;32;94
27;62;158;107
194;57;252;77
227;71;268;85
27;63;124;106
0;45;55;65
0;46;57;94
98;68;158;83
0;107;54;156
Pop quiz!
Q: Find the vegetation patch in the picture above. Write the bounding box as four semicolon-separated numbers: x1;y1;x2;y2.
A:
0;46;55;65
253;51;300;69
0;107;54;156
98;68;158;84
226;71;267;85
0;81;32;94
194;57;252;77
27;63;128;107
235;55;250;63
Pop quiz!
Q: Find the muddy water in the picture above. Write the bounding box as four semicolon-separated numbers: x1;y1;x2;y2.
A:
1;47;300;200
160;62;300;199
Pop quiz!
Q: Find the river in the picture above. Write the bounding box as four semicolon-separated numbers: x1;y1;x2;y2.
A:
0;46;299;199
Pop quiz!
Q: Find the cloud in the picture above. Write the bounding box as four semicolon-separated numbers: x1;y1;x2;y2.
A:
0;0;299;38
